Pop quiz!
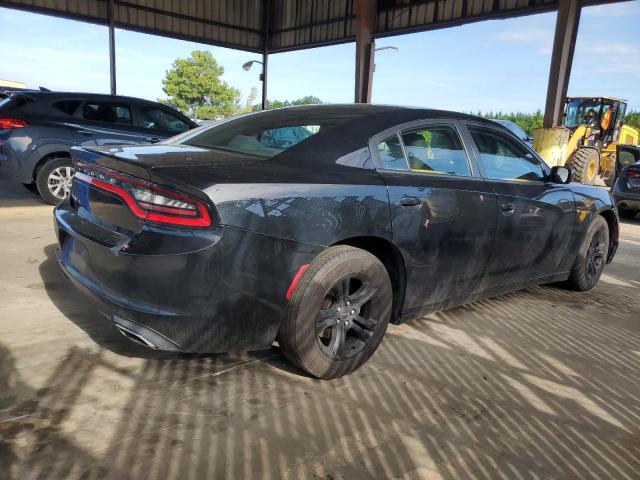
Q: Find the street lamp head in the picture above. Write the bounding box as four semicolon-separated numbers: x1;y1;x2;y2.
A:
375;46;399;53
242;61;254;71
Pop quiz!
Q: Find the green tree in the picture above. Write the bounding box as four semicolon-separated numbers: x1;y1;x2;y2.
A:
161;50;240;120
625;110;640;129
252;95;324;111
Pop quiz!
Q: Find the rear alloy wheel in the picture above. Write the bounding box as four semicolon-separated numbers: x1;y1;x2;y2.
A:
565;147;599;185
566;215;609;291
280;245;392;379
36;158;75;205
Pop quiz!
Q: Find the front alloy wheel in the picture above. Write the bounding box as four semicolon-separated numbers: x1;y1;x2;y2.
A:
280;245;392;379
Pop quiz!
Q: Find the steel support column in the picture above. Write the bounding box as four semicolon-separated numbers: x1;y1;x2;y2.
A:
543;0;581;128
261;0;270;110
108;0;116;95
354;0;377;103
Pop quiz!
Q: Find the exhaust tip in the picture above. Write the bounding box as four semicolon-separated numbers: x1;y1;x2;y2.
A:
112;315;186;352
115;323;157;349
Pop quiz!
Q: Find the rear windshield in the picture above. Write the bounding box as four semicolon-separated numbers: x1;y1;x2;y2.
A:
0;95;27;113
173;109;365;158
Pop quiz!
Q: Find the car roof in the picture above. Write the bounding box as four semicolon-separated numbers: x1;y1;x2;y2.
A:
10;90;173;106
245;103;498;126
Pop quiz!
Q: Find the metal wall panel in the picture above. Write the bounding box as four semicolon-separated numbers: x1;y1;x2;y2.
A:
0;0;627;53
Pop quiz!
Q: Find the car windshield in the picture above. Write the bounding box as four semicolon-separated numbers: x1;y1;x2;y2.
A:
564;98;603;128
171;109;366;158
495;120;528;141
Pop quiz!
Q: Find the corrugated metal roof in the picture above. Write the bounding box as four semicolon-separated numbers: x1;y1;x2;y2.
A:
0;0;625;53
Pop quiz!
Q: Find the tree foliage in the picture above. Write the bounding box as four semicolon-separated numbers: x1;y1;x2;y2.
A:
252;95;324;111
161;50;240;120
470;109;640;135
625;110;640;129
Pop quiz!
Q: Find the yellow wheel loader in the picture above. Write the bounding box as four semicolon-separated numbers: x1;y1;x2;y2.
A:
534;97;640;186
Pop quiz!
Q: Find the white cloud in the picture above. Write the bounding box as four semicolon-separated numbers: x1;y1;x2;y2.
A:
495;27;554;55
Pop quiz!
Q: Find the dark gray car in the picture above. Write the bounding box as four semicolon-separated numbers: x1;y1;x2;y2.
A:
0;91;196;204
612;145;640;219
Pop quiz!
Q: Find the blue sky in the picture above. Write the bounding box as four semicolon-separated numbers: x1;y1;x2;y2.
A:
1;1;639;113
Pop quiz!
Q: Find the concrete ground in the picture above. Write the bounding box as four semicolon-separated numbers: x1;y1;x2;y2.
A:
1;180;639;480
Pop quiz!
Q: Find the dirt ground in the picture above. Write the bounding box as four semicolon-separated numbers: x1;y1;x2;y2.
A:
1;180;639;480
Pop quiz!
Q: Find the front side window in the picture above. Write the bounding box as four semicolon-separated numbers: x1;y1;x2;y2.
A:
137;106;191;133
82;102;131;124
468;126;545;182
400;124;470;176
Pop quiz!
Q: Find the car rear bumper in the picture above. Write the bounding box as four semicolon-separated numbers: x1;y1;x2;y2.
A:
613;191;640;211
54;201;322;353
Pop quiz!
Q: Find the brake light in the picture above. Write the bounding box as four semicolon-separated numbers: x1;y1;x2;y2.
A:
627;170;640;179
0;117;29;129
74;163;213;228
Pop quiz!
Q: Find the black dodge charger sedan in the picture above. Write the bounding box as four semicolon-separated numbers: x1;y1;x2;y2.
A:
54;105;618;379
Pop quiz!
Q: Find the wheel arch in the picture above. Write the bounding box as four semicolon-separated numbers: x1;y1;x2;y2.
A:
32;150;72;183
598;208;619;263
333;235;406;324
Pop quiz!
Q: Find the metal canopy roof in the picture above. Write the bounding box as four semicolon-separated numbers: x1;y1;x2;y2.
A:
0;0;624;54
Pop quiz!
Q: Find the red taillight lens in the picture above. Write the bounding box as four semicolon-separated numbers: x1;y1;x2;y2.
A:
0;117;29;129
74;164;213;228
627;170;640;179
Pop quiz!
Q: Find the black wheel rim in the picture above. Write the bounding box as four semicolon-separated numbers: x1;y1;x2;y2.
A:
585;230;605;280
316;274;378;361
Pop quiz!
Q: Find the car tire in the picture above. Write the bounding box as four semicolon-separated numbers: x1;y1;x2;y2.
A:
36;157;74;205
618;208;637;220
566;147;599;185
565;215;609;291
279;245;392;379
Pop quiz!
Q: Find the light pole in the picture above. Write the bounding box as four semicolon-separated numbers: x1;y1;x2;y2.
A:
371;46;398;99
242;60;267;110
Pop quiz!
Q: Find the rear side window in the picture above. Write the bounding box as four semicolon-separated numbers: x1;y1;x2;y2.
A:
52;100;81;115
377;134;408;170
0;96;27;113
468;126;544;182
136;106;191;133
376;123;471;177
82;102;131;124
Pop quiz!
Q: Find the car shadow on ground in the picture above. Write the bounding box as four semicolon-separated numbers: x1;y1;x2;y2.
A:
4;238;636;479
0;181;48;207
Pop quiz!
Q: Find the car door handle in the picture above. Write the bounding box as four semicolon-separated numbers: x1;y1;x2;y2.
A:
501;202;515;214
76;130;93;136
400;196;421;207
145;136;161;143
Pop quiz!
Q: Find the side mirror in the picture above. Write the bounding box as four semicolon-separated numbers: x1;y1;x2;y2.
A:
550;166;573;184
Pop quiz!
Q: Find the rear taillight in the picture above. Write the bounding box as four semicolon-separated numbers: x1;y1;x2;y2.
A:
74;163;213;228
627;170;640;179
0;117;29;129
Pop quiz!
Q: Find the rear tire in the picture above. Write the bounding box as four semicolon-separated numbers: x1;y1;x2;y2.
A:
279;246;392;379
36;157;74;205
565;216;609;291
566;148;599;185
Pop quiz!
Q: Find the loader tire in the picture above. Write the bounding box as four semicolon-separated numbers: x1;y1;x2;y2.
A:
565;148;599;185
